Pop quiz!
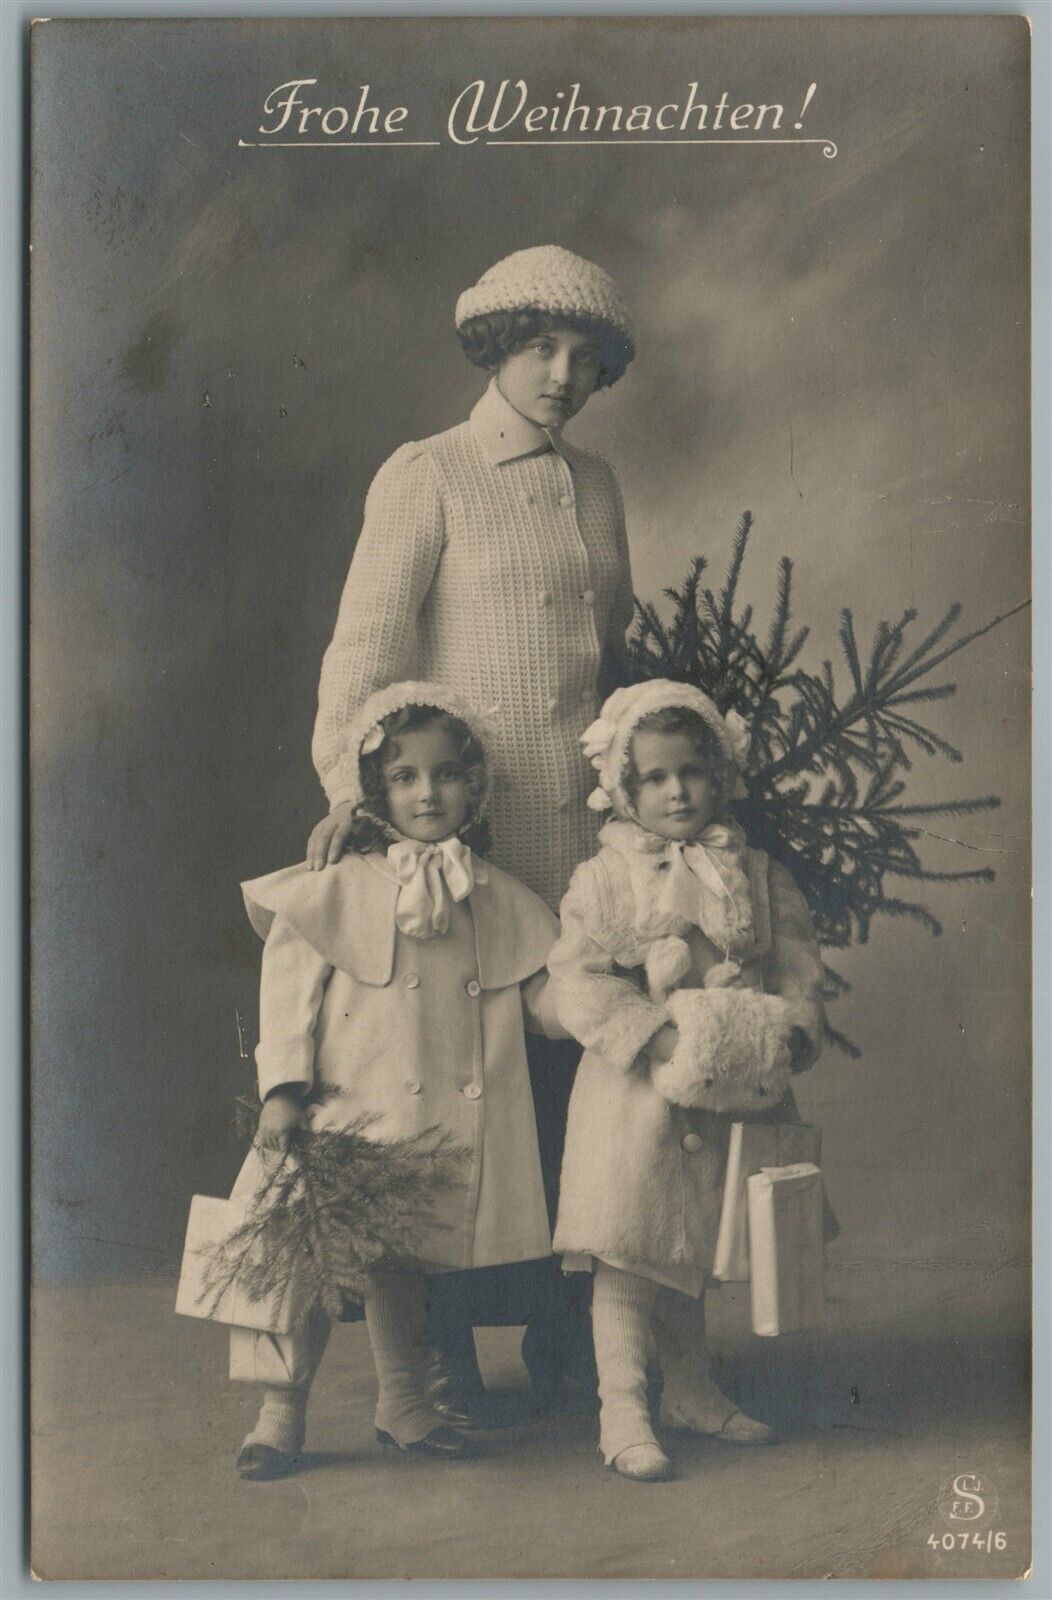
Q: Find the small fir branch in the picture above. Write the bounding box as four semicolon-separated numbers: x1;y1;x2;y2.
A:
201;1091;469;1321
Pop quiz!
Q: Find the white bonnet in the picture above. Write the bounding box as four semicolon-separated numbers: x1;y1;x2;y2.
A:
455;245;634;360
582;680;751;817
326;681;498;814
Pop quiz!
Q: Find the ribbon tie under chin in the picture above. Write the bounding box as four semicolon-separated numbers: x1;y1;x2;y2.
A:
652;824;755;952
387;836;481;938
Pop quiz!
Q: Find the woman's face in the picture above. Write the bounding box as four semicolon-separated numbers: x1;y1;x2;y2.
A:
629;729;722;841
381;724;473;843
496;326;602;429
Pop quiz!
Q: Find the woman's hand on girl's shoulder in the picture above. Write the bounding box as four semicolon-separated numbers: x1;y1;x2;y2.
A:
307;801;355;870
256;1089;307;1151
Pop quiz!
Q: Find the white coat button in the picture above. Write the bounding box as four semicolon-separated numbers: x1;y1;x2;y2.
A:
681;1132;703;1154
403;973;420;989
538;587;552;606
404;1078;422;1095
582;589;596;607
464;1083;482;1100
559;494;573;509
465;979;481;997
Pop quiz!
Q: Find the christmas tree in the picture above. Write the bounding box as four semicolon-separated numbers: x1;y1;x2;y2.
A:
627;514;1027;1054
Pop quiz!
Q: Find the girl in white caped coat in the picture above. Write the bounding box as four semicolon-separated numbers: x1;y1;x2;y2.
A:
548;680;826;1483
234;682;565;1480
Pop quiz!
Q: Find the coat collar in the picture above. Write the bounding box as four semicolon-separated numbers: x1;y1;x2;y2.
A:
469;377;580;468
242;853;558;990
597;819;773;961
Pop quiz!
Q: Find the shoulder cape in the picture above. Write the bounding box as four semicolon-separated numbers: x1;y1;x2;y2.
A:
241;853;559;990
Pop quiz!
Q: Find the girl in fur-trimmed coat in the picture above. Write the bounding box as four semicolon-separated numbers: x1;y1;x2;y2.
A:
548;680;826;1483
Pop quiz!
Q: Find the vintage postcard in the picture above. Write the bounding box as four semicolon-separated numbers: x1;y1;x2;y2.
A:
29;14;1031;1581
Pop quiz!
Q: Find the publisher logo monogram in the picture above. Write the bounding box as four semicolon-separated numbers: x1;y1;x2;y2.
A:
938;1474;999;1528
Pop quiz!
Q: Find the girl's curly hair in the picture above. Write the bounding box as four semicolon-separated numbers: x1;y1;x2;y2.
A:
345;704;491;856
457;309;632;390
624;707;736;811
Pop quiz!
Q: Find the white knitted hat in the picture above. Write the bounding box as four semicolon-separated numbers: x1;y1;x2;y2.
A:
455;245;634;357
581;680;752;816
326;681;498;815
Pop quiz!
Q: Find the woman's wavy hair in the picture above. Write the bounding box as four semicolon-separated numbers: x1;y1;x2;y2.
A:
623;707;736;812
345;703;491;856
457;309;632;390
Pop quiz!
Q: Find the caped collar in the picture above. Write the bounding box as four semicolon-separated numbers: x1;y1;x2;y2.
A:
469;377;579;467
241;851;558;989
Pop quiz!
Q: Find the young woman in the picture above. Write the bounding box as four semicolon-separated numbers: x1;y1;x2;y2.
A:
305;246;639;1409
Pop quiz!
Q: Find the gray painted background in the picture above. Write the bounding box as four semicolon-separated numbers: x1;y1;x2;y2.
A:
30;15;1030;1285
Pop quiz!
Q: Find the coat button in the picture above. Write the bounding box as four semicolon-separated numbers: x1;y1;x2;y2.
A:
538;587;552;606
559;494;573;509
548;695;559;712
465;978;481;997
404;1078;422;1095
403;973;420;989
463;1083;482;1100
582;589;596;607
681;1132;703;1154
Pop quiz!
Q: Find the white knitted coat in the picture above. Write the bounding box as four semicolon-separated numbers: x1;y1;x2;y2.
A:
550;821;826;1296
313;381;635;911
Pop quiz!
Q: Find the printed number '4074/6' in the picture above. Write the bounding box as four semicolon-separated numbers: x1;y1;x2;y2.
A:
927;1533;1007;1553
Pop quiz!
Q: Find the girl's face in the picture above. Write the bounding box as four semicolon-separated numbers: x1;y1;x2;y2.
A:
629;729;722;841
381;723;473;843
496;325;602;429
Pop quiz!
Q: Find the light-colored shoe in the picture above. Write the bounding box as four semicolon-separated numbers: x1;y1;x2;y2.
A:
609;1443;673;1482
660;1399;778;1444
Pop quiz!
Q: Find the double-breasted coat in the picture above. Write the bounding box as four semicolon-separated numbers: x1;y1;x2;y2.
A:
235;851;563;1272
549;821;826;1297
311;378;635;914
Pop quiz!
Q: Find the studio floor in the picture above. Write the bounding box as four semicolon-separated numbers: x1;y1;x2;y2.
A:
31;1256;1030;1582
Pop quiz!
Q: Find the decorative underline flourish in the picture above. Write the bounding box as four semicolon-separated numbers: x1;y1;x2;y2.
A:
237;138;442;147
487;137;838;156
237;136;838;157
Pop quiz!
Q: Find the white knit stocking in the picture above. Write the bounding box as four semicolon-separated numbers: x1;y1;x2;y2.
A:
365;1272;445;1446
653;1284;736;1428
243;1305;331;1457
590;1263;661;1464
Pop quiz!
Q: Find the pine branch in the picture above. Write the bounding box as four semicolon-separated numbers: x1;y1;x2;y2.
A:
200;1099;470;1321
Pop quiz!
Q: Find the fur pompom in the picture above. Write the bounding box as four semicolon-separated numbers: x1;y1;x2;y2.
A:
644;937;693;1000
649;988;793;1113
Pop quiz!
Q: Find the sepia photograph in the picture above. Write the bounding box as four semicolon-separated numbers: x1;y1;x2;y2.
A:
28;13;1032;1581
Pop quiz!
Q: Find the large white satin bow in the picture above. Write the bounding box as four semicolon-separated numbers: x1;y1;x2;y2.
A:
645;822;755;953
386;836;482;938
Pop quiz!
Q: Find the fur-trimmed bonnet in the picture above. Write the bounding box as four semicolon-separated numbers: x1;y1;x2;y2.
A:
323;680;498;817
581;680;751;818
